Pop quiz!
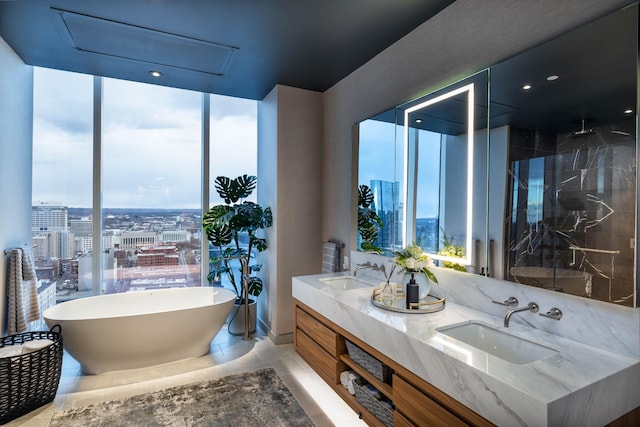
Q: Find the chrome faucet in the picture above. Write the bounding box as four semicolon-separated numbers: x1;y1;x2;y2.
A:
504;302;539;327
353;261;385;276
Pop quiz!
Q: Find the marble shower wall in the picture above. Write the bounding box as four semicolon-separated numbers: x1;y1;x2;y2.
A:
506;122;636;306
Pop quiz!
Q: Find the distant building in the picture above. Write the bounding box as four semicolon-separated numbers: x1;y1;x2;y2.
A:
160;230;190;243
70;218;92;236
120;232;157;249
137;246;179;267
32;204;68;236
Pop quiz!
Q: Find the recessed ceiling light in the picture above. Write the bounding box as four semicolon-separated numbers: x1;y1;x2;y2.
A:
624;109;633;114
546;75;559;81
522;84;532;90
149;70;162;78
415;119;422;123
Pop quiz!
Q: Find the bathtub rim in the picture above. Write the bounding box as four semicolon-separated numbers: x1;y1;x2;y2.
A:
43;286;237;322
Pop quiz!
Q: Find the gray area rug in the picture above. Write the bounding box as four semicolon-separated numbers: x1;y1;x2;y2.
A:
50;367;315;426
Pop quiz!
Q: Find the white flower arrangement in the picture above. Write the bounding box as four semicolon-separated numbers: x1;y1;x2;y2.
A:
392;243;438;283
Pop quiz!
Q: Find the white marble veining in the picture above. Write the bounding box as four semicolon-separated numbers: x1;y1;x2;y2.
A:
350;251;640;360
293;259;640;426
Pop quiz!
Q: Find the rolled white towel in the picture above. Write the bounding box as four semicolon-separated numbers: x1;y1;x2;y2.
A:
0;344;24;358
347;372;360;395
340;370;352;388
22;339;54;354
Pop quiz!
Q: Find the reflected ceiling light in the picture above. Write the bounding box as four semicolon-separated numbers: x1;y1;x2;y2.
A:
522;84;532;90
546;75;559;81
149;70;162;77
624;109;633;114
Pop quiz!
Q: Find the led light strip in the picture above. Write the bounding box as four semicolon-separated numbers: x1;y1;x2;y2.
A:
402;83;474;266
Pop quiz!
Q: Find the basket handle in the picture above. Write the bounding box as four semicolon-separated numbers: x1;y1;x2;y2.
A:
49;324;62;334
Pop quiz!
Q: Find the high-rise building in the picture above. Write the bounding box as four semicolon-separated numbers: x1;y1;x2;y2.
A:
32;204;68;236
369;180;401;251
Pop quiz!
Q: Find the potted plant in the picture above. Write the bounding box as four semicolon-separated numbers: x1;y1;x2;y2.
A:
202;175;272;339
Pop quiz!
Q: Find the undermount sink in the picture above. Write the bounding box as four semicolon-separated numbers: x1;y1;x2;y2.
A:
436;321;558;364
319;276;375;290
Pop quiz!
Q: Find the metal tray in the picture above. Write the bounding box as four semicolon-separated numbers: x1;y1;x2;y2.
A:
371;288;445;314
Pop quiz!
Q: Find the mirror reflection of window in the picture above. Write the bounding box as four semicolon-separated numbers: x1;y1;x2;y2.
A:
414;130;441;253
358;118;402;254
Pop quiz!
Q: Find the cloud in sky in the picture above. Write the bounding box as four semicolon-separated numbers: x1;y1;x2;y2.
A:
32;67;257;209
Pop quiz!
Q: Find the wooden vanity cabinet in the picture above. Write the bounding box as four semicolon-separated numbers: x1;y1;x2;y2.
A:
294;300;493;427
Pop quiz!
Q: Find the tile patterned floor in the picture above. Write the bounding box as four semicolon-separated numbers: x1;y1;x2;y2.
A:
5;326;366;426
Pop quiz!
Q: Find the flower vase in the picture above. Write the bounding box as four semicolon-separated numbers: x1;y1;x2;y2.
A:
411;273;431;299
405;274;419;309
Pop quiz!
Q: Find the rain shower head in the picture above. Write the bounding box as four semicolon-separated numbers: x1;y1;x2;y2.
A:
569;119;595;137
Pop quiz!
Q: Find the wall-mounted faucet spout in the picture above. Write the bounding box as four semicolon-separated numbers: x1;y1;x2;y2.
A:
504;302;539;327
353;261;385;277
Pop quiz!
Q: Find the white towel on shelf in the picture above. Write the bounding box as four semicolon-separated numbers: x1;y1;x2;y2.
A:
321;241;340;273
7;248;40;335
347;372;359;395
340;370;352;388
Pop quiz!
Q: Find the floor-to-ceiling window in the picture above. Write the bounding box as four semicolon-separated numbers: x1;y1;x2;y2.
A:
102;78;202;294
33;68;93;304
32;67;257;302
207;94;257;287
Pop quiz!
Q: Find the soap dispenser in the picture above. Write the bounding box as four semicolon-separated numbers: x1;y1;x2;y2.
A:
406;274;419;309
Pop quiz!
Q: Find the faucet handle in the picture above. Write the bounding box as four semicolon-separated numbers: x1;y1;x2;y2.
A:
492;296;518;307
539;307;562;320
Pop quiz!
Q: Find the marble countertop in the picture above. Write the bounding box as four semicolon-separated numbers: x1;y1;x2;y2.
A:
292;272;640;427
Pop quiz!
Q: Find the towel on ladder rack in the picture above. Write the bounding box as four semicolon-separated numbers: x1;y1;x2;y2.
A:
321;241;340;273
7;248;40;335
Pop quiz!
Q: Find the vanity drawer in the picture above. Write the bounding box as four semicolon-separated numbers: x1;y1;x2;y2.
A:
393;374;469;427
295;327;339;384
296;306;340;356
393;410;416;427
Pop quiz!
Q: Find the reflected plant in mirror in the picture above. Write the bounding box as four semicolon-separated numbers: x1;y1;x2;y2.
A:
357;184;383;253
438;231;467;272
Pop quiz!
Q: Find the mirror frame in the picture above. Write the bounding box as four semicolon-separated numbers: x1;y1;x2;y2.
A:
402;83;475;267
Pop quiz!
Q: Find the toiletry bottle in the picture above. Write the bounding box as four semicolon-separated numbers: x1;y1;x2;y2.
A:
406;274;419;309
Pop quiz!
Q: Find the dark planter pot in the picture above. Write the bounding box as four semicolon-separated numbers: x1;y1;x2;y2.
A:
227;298;257;336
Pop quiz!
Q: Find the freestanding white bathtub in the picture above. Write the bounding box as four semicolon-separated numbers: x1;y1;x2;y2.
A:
43;287;236;374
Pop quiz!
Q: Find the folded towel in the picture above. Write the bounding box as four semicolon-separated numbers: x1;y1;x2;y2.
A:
22;339;53;354
0;344;23;358
321;241;340;273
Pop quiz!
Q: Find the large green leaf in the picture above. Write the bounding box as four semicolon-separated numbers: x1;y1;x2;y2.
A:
204;224;232;247
246;276;263;297
202;205;235;228
214;175;257;204
251;236;268;252
358;184;375;208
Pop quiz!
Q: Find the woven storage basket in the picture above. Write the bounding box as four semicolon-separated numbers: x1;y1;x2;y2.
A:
345;340;392;383
353;378;393;427
0;325;63;424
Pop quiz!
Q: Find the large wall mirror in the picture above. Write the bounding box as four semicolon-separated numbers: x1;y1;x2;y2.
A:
355;3;638;307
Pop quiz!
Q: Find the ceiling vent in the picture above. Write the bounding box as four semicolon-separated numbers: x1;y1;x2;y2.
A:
52;8;237;76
